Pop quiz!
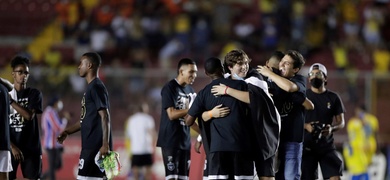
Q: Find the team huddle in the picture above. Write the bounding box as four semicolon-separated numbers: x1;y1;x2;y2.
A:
157;49;346;180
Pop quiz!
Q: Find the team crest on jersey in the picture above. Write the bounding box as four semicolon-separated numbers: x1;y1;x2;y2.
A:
167;156;175;171
327;102;331;109
167;162;175;171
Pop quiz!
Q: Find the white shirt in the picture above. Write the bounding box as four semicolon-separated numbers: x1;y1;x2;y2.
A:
126;112;155;155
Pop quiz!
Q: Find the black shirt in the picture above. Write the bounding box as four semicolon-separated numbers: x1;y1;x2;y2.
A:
271;74;307;143
304;89;345;151
9;87;43;155
80;78;113;150
0;84;10;151
188;78;251;152
157;79;196;150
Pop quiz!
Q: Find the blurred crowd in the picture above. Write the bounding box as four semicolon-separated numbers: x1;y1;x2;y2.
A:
1;0;390;132
52;0;390;71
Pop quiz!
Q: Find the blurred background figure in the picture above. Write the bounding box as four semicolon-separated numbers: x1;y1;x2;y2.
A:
355;104;379;165
343;107;370;180
41;95;69;180
126;102;156;180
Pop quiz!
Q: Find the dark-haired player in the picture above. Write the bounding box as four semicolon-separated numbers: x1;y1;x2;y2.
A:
8;56;43;179
185;57;254;179
156;58;198;180
57;52;113;179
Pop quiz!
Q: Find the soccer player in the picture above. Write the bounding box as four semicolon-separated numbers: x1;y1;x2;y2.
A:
257;50;307;180
0;77;13;179
8;56;43;180
57;52;113;179
156;58;198;180
185;57;254;179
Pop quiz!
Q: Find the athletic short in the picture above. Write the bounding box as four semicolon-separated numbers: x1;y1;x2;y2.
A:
301;149;343;179
77;149;105;179
254;155;275;177
9;152;41;179
0;151;13;172
131;154;153;167
203;158;208;179
208;151;254;180
161;148;190;180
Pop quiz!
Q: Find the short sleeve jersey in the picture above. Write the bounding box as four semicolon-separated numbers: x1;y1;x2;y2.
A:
157;79;196;150
272;74;306;143
80;78;113;150
188;78;251;152
304;89;345;150
0;84;10;151
9;87;43;155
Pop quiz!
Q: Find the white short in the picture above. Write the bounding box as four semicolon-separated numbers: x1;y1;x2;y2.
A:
0;151;13;172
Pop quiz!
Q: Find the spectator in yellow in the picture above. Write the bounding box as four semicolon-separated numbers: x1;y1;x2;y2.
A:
355;104;379;165
343;109;370;180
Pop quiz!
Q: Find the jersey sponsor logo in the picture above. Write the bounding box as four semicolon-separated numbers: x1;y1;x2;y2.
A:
80;95;86;120
9;97;28;132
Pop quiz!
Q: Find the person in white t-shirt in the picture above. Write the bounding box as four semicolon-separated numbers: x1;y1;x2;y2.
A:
126;102;157;180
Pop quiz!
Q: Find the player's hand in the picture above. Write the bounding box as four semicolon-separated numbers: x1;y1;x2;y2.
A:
257;65;273;77
194;141;203;154
57;131;68;144
11;145;24;162
304;121;318;133
210;104;230;118
211;83;228;96
322;124;332;137
99;144;110;159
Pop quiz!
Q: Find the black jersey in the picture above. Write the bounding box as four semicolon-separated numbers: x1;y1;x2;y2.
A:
80;78;113;150
188;78;251;153
271;74;306;143
9;87;43;155
304;89;345;150
0;84;10;151
157;79;196;150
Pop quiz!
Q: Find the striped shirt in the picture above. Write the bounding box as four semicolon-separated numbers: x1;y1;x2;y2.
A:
41;106;67;149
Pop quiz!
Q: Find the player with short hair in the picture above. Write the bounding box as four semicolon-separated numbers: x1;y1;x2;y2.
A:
185;57;254;179
8;56;43;179
156;58;198;180
57;52;113;179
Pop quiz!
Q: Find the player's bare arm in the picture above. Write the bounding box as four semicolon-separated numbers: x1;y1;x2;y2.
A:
57;121;81;144
9;100;36;121
257;65;299;92
166;107;188;120
211;83;250;104
201;104;230;122
99;108;111;158
330;113;345;133
303;98;314;110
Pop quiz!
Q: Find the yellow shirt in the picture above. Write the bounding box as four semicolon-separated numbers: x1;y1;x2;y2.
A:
344;117;369;174
362;113;379;164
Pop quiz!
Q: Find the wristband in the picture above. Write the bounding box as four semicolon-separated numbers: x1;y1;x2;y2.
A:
224;86;229;95
197;135;202;142
208;111;213;119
